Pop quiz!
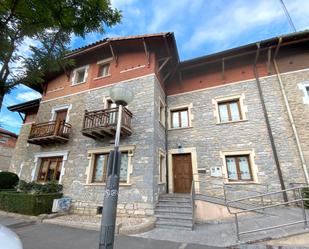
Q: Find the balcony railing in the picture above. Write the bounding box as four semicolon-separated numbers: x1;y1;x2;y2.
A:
82;107;132;139
28;121;72;145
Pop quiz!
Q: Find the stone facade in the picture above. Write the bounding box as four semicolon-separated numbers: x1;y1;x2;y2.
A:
167;71;306;200
0;130;17;172
10;74;164;216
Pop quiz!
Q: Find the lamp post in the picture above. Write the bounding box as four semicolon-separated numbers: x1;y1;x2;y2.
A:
99;85;134;249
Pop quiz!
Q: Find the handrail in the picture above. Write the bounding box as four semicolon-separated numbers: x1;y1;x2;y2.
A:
190;180;195;229
231;186;309;242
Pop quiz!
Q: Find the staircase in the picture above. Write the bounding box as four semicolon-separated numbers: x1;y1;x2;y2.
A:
155;194;193;230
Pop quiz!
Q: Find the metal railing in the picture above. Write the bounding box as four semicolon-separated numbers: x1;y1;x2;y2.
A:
190;180;196;229
227;186;309;242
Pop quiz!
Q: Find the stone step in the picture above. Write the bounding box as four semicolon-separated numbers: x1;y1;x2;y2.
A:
160;194;191;198
159;196;191;201
158;199;191;205
156;203;192;209
155;208;192;215
156;220;193;230
156;215;192;223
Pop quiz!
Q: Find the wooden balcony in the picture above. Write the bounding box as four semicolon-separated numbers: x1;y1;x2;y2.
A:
28;121;72;145
82;107;132;139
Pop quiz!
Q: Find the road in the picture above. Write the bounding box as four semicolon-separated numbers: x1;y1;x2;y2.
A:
0;215;221;249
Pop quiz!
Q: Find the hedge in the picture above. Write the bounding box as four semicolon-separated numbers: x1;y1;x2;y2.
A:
303;187;309;209
0;192;62;216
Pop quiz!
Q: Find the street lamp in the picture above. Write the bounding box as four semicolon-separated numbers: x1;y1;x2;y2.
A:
99;84;134;249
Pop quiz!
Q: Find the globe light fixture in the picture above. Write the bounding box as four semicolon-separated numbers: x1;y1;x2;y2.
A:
109;85;134;106
99;84;134;249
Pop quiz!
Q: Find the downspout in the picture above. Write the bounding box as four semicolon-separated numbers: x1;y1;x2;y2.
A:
253;42;288;202
164;89;169;193
273;38;309;185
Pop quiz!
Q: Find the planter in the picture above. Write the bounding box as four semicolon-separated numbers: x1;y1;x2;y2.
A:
0;192;63;216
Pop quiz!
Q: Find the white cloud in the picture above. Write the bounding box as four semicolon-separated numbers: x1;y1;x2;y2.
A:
0;115;22;128
16;91;41;102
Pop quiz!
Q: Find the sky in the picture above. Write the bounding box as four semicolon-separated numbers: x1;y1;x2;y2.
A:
1;0;309;134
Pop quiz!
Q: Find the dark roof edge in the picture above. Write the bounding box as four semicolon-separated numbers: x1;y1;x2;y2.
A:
0;128;18;138
180;30;309;67
8;98;41;113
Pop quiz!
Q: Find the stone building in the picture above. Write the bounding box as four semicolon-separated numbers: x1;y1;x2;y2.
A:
0;128;17;172
8;31;309;227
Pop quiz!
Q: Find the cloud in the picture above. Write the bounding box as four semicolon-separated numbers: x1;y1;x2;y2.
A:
0;115;22;128
16;91;41;102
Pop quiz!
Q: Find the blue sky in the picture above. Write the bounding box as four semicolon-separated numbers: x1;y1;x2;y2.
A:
1;0;309;134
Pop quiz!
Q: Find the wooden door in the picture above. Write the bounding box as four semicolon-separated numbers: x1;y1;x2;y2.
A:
172;153;193;193
55;109;67;122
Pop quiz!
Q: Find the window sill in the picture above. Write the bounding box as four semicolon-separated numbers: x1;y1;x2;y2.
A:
224;181;258;185
94;74;111;80
158;182;166;185
83;183;132;187
71;81;86;87
216;119;248;125
168;126;193;131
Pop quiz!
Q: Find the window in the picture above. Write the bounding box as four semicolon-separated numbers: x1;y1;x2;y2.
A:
37;157;62;182
225;155;252;181
306;86;309;97
218;99;242;122
98;63;110;78
0;136;8;144
72;66;88;85
159;152;165;183
171;108;189;128
92;152;128;183
159;98;165;125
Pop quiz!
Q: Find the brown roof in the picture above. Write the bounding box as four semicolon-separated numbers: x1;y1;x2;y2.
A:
66;32;173;58
0;128;18;138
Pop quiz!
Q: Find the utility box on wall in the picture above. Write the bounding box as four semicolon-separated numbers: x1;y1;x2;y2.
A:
210;166;222;177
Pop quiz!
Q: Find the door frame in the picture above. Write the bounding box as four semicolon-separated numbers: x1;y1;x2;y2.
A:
168;147;199;193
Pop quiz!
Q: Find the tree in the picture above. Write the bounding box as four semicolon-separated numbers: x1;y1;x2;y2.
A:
0;0;121;110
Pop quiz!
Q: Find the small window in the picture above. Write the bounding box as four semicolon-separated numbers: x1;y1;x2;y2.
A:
159;99;165;124
37;157;62;182
98;63;110;77
218;99;242;122
306;86;309;97
159;153;165;183
225;155;252;181
171;108;189;128
0;136;8;144
92;152;128;183
72;66;88;85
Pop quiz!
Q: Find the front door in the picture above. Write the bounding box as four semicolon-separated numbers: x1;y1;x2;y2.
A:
172;153;193;193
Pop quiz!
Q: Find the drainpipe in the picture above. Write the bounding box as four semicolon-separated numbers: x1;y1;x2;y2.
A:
164;87;169;193
253;42;288;202
273;38;309;185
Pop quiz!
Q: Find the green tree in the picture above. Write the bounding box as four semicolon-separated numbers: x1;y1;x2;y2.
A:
0;0;121;110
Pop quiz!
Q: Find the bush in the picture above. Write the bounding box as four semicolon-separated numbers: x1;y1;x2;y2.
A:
16;180;63;194
0;172;19;189
0;191;63;215
302;187;309;209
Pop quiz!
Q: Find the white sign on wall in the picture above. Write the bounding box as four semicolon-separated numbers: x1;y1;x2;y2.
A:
210;166;222;177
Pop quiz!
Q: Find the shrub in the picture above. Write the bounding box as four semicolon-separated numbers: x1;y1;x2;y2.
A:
0;172;19;189
0;192;63;215
302;187;309;209
16;180;63;194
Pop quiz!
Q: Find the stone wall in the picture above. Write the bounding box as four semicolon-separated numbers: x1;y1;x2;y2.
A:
167;73;306;199
10;74;161;216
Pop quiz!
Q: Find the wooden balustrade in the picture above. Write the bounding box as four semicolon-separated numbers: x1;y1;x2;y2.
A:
28;121;72;145
82;107;132;139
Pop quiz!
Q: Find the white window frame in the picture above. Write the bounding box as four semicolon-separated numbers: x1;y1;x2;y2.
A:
298;81;309;106
159;96;166;127
168;103;193;130
85;145;135;185
213;94;247;124
220;150;258;184
72;65;89;85
158;149;166;184
95;58;112;79
50;104;72;122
